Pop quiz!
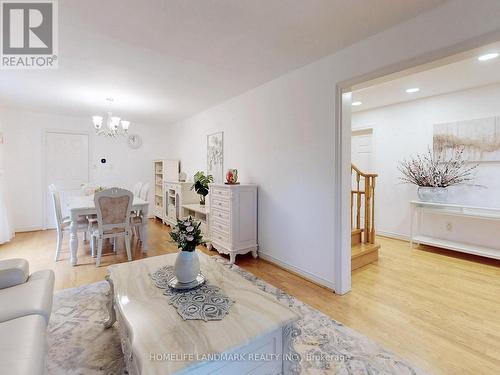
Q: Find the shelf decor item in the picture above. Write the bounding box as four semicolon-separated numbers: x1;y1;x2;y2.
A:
191;171;213;205
169;216;204;284
225;168;238;184
398;147;478;203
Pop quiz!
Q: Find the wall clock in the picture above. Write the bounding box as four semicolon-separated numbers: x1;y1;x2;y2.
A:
127;134;142;149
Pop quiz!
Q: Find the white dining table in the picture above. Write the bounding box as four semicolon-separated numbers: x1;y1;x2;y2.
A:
66;196;149;266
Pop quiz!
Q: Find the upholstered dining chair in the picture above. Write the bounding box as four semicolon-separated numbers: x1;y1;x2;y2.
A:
49;184;90;262
91;188;133;267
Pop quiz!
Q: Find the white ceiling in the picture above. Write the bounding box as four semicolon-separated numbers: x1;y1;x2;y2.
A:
0;0;448;125
352;42;500;112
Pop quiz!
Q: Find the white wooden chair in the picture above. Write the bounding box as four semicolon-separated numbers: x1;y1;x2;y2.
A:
91;188;133;267
131;183;150;240
139;183;150;201
49;184;89;262
132;182;143;197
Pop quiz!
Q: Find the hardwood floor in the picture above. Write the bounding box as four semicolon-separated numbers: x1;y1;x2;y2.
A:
1;219;500;375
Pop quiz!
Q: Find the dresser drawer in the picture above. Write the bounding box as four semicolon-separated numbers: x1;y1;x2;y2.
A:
211;208;230;224
210;228;230;244
211;187;230;198
211;217;230;235
211;197;230;211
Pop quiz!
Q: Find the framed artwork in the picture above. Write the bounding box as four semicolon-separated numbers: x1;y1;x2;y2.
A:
433;116;500;162
207;131;224;183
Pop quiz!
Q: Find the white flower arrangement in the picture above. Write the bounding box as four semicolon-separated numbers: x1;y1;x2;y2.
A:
169;216;204;252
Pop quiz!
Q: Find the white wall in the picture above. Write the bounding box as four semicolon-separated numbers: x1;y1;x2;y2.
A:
352;83;500;249
0;117;14;244
162;1;500;289
0;109;166;232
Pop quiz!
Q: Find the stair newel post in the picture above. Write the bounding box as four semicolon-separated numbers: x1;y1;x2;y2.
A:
364;176;371;244
351;191;353;230
356;172;361;230
370;176;376;244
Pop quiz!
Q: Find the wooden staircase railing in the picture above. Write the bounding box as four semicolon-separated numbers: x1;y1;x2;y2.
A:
351;164;378;244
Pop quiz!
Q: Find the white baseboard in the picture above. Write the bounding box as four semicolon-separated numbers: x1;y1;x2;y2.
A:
258;251;336;290
15;225;44;233
377;230;409;241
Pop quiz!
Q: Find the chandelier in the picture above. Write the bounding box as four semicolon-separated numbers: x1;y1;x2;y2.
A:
92;98;130;137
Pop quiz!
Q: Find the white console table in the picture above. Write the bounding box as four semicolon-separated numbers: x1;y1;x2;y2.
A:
410;200;500;260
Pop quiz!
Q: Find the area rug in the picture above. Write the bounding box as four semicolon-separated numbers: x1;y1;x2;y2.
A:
47;257;427;375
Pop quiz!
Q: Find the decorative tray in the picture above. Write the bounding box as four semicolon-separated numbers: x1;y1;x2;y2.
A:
167;273;206;290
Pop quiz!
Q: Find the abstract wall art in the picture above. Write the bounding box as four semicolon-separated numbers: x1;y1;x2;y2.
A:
207;131;224;183
433;116;500;162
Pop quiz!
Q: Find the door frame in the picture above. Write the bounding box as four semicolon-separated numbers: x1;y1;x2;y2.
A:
332;32;500;295
42;129;91;230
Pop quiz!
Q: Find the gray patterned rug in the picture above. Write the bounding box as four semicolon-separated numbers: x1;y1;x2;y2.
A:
47;257;427;374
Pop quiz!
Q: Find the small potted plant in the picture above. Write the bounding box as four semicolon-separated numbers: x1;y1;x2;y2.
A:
169;216;204;283
398;147;478;203
191;171;213;205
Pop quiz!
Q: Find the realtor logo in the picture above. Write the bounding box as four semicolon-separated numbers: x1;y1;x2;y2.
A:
1;0;58;69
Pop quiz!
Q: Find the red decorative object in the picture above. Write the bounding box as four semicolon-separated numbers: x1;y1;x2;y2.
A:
225;169;238;184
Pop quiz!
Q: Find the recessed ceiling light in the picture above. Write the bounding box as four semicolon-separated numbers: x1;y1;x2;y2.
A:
478;53;499;61
406;87;420;93
352;101;362;106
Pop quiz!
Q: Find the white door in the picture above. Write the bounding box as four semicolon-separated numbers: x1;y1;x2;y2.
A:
351;129;373;172
45;131;89;229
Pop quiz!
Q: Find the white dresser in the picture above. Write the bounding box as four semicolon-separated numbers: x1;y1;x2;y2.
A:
164;182;198;226
209;183;258;264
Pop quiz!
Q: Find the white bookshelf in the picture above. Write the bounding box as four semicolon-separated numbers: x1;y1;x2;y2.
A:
153;159;179;222
164;182;198;226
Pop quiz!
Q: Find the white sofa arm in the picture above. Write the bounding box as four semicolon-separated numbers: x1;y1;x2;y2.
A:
0;259;29;289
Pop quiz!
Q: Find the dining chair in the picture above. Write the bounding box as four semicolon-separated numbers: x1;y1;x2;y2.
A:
91;188;133;267
139;183;150;201
132;182;143;197
49;184;90;262
131;183;150;240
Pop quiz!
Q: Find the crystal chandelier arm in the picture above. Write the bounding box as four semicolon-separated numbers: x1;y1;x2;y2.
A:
121;120;130;132
91;98;130;137
92;115;103;130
